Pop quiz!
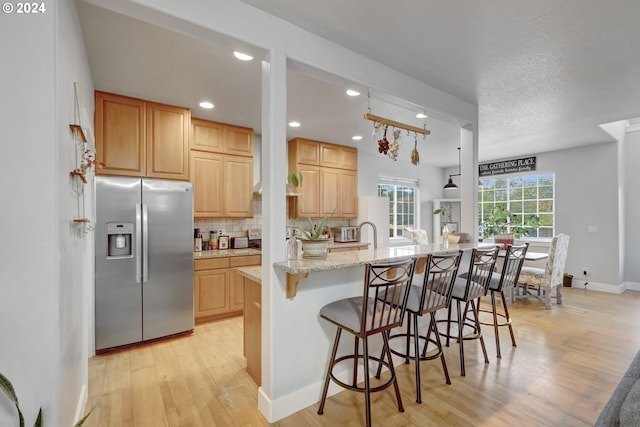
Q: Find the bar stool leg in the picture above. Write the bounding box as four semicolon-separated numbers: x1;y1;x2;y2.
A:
500;290;517;347
470;299;489;364
431;312;451;385
362;336;372;427
318;328;342;415
445;303;453;347
382;331;404;412
490;291;502;358
352;336;360;387
456;299;466;376
412;311;422;403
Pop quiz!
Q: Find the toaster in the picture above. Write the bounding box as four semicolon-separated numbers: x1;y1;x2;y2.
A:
333;226;358;242
230;236;249;249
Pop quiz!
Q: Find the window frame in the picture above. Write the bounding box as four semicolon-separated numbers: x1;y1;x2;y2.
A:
377;176;420;243
478;171;555;240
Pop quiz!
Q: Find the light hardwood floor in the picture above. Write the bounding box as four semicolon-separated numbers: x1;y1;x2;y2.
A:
85;288;640;426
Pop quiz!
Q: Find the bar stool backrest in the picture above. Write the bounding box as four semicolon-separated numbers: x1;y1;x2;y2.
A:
463;246;500;300
416;251;463;316
361;257;417;336
496;243;529;292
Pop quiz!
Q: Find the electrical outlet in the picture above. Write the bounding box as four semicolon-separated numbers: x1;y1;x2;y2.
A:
583;268;588;276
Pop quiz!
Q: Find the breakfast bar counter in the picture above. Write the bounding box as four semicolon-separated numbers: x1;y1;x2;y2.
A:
274;242;479;298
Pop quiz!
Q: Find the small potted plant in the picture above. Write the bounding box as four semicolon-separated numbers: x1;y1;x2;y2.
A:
293;206;337;259
481;207;539;248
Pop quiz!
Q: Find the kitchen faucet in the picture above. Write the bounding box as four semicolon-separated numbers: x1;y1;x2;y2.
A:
356;221;378;249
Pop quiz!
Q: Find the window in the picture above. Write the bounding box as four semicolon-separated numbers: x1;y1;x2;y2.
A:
478;173;554;238
377;177;418;239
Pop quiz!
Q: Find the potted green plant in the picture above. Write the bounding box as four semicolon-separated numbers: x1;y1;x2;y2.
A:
481;207;539;247
0;371;93;427
293;206;337;259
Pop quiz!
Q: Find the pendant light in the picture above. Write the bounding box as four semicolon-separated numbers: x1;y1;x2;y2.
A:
444;147;461;190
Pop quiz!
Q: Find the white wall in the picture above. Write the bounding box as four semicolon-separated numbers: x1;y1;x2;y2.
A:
358;151;443;239
454;143;621;289
0;0;93;425
624;127;640;284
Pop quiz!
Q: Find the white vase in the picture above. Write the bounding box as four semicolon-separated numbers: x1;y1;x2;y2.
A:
301;239;329;259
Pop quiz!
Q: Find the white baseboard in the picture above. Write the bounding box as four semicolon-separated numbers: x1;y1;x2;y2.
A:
571;280;625;294
624;281;640;291
258;362;394;423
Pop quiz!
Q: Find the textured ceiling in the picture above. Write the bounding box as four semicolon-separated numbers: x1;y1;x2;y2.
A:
77;1;640;166
239;0;640;160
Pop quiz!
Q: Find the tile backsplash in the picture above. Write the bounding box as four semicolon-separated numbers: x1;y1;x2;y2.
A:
194;198;262;238
194;197;353;239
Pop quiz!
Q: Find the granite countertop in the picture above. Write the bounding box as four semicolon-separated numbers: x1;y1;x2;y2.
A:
273;242;481;274
327;241;370;249
194;248;261;260
237;266;261;284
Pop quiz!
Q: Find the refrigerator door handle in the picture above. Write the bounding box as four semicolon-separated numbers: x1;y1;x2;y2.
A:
136;203;142;283
142;203;149;283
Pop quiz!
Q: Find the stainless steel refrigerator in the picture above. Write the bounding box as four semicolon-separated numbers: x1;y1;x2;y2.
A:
95;176;194;352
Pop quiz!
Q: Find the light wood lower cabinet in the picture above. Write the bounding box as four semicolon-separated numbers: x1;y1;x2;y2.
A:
244;276;261;386
194;254;260;323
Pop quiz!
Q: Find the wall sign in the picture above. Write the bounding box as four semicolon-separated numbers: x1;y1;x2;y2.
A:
479;156;536;177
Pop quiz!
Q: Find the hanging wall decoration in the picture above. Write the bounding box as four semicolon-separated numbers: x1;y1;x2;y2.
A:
365;90;430;165
69;82;103;236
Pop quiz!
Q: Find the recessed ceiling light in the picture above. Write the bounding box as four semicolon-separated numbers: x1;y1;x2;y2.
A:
352;135;363;140
199;101;214;109
288;121;301;128
233;51;254;61
346;89;360;97
416;113;428;119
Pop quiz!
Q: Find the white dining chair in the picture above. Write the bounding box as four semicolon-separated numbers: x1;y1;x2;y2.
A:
517;234;570;309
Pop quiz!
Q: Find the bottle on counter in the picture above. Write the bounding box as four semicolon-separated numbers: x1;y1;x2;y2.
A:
287;236;300;260
194;228;202;252
210;230;218;250
442;224;450;247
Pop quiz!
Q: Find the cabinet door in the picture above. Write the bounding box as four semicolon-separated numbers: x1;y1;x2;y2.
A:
340;146;358;170
289;138;319;165
146;101;190;180
95;91;145;177
244;277;261;385
194;269;229;319
190;151;224;218
320;143;341;168
191;118;223;152
320;168;340;217
339;169;358;218
293;165;320;218
224;156;253;217
223;124;253;156
229;268;245;311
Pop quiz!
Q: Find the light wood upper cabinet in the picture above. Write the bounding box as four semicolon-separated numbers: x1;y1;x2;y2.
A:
191;119;253;156
290;138;320;165
223;124;253;156
95;91;189;180
145;101;190;180
191;118;223;152
338;169;358;217
289;138;358;218
190;151;224;218
189;118;254;218
95;91;145;177
224;156;253;218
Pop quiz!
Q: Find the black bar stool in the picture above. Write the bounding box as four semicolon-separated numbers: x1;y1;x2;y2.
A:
317;257;417;427
479;243;529;358
379;251;463;403
440;246;500;376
